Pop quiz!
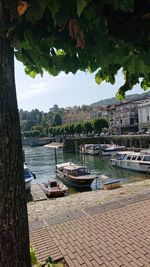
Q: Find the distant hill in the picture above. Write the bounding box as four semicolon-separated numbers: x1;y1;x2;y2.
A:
90;91;150;107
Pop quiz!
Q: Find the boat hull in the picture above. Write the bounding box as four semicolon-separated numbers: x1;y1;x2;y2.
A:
42;188;68;197
111;159;150;173
25;177;33;190
56;170;95;189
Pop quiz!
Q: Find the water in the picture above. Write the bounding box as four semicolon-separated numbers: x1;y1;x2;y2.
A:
24;146;147;192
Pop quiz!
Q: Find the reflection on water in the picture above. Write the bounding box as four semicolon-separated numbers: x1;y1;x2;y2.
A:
24;146;147;193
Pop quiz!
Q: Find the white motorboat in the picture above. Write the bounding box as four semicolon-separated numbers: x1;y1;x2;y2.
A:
111;149;150;173
56;162;97;189
102;144;126;157
80;144;109;156
24;163;35;190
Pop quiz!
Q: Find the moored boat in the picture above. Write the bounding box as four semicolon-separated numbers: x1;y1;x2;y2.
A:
111;149;150;173
102;144;126;157
24;163;35;190
56;162;97;189
41;180;68;197
80;144;109;155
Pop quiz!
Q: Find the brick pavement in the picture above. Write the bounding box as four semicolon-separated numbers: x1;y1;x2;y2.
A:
30;194;150;267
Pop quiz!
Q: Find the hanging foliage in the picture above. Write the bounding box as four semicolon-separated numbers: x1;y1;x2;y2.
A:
1;0;149;98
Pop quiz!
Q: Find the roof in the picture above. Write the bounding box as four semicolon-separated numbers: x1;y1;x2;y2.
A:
63;165;87;171
56;162;76;168
114;151;139;155
44;142;63;148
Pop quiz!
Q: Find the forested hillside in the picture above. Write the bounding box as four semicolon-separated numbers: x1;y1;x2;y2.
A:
90;91;150;107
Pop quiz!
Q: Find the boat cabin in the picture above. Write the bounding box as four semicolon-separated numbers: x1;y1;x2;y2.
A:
112;151;150;163
63;165;90;177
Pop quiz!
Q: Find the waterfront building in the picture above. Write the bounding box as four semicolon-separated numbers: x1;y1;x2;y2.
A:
89;106;109;121
63;108;89;124
138;100;150;130
49;104;59;113
112;100;143;135
107;105;117;134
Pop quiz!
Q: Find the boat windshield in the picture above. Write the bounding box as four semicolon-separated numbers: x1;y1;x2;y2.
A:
143;156;150;161
66;167;90;176
50;181;57;187
117;154;126;160
78;168;90;175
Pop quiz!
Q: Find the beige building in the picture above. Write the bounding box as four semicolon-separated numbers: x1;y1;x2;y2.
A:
112;100;141;134
138;101;150;130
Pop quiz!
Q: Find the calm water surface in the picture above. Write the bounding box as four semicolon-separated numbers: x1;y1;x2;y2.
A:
24;146;147;193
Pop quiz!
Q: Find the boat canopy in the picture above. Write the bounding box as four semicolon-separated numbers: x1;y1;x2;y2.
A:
56;162;76;169
63;165;88;171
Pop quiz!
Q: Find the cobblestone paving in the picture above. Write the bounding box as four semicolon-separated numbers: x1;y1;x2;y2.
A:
30;192;150;266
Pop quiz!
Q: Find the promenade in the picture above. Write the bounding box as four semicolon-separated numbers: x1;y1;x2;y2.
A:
29;181;150;266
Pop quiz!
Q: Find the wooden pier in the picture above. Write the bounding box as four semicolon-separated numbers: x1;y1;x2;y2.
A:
31;184;47;201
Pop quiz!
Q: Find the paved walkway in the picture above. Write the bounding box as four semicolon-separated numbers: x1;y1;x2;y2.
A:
30;192;150;266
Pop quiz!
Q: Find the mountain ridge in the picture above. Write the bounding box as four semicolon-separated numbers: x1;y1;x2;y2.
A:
90;91;150;107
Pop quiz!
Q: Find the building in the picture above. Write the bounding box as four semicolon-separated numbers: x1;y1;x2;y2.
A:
107;105;117;134
112;100;142;134
138;100;150;130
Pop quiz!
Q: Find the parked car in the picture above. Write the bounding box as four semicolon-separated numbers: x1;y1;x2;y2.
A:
137;129;146;135
145;129;150;134
128;132;135;135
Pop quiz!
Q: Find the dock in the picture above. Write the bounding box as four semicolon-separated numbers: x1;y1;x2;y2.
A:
44;142;63;148
31;184;47;201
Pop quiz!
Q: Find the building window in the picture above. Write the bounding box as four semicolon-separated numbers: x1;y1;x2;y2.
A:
147;116;149;122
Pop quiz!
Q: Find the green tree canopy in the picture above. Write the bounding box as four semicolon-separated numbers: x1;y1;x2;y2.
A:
53;113;62;126
93;118;108;134
31;130;41;137
3;0;149;98
83;121;93;135
75;122;83;135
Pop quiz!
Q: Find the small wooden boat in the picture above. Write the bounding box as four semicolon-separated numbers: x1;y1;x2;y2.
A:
41;180;68;197
56;162;97;189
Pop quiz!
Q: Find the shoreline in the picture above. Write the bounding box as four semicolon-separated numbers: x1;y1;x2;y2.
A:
28;178;150;225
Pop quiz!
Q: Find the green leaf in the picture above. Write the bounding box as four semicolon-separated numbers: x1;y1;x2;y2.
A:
30;246;37;265
47;0;61;19
95;71;103;85
141;79;150;91
77;0;87;16
25;67;38;78
26;0;47;21
56;49;66;56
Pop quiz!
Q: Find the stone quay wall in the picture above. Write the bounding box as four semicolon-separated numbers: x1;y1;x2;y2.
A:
63;135;150;153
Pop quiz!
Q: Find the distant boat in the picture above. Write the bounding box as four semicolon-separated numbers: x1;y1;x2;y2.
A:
111;149;150;173
41;179;68;197
102;144;126;157
80;144;109;156
24;163;35;190
56;162;97;189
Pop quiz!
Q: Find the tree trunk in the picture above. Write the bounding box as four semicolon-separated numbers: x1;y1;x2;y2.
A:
0;36;31;266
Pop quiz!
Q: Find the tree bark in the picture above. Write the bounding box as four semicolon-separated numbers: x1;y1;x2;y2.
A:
0;36;31;266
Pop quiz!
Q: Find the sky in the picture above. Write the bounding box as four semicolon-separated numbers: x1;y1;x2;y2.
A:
15;59;145;112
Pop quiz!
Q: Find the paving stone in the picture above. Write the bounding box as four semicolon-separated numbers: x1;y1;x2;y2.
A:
30;192;150;266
